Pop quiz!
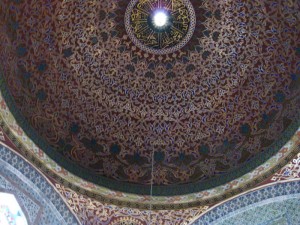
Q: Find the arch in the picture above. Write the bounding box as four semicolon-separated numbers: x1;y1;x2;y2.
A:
0;144;80;225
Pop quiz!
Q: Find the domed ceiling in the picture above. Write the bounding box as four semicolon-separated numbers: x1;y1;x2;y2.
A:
0;0;299;196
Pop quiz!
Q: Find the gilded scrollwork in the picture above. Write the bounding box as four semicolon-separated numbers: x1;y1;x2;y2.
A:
0;0;299;194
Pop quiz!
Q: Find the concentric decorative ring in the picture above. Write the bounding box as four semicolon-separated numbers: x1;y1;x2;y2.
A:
125;0;196;55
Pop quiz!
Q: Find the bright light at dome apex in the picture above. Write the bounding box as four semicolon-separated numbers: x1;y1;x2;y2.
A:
153;11;168;27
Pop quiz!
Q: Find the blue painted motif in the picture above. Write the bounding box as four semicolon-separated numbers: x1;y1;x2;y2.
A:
193;180;300;225
0;145;80;225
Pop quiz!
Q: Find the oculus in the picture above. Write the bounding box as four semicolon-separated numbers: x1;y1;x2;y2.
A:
152;10;169;28
125;0;196;54
153;11;170;28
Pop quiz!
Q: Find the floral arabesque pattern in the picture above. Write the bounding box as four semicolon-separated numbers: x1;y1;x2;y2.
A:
0;0;299;192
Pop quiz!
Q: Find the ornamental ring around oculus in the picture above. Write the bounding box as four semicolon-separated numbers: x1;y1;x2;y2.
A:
125;0;196;55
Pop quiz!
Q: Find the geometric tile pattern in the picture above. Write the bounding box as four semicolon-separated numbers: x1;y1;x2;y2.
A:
212;198;300;225
0;144;80;225
192;180;300;225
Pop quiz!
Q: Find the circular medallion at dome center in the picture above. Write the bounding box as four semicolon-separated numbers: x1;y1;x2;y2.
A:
125;0;196;55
